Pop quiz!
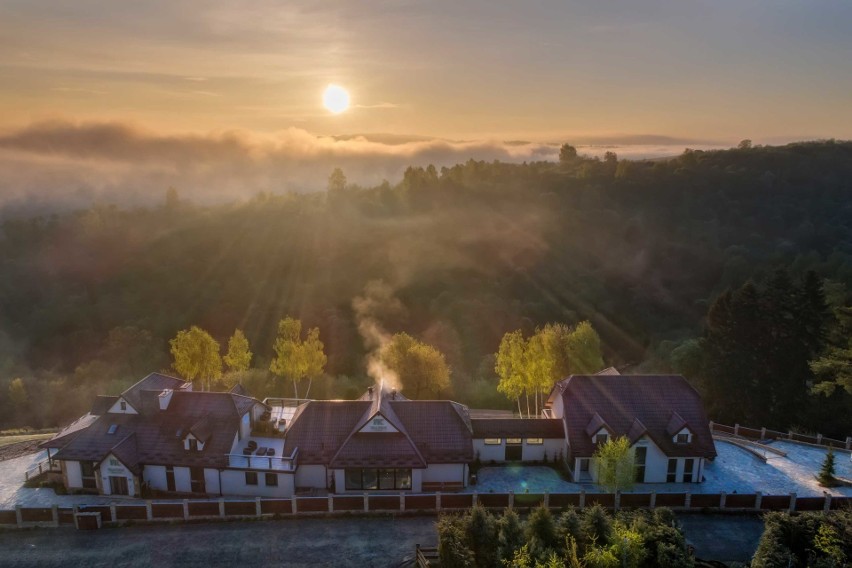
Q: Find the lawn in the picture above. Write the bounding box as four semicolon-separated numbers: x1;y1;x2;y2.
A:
0;433;55;449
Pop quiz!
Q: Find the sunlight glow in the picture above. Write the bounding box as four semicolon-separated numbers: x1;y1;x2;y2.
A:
323;84;350;114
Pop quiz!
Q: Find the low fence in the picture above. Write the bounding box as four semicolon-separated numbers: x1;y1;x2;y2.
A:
0;490;848;528
710;422;852;450
24;458;61;481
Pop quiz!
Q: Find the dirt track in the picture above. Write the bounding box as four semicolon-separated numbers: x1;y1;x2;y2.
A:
0;441;45;463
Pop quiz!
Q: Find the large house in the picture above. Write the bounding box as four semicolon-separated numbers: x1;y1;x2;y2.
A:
543;374;717;484
44;371;716;498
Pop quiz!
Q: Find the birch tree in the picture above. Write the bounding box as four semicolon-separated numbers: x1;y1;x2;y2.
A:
170;326;222;391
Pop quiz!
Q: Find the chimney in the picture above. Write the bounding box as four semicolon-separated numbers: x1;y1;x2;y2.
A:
391;389;397;400
158;389;174;410
367;386;374;398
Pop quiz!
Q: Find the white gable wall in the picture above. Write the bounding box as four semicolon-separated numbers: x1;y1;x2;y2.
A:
64;460;83;488
295;464;327;489
107;397;138;414
99;453;136;496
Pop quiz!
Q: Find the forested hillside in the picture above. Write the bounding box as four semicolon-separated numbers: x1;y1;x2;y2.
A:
2;141;851;434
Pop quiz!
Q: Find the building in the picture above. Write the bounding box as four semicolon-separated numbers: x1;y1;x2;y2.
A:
43;371;717;498
544;374;716;484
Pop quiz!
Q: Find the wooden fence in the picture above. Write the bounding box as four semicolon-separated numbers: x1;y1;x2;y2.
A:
710;421;852;450
0;490;848;528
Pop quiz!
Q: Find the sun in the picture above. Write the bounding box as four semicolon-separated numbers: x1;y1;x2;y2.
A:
323;84;350;114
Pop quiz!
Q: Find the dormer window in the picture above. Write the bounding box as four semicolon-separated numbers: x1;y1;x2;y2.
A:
120;400;127;411
594;432;609;445
676;433;689;444
188;438;198;451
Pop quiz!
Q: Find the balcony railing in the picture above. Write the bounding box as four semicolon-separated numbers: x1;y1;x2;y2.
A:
227;448;298;471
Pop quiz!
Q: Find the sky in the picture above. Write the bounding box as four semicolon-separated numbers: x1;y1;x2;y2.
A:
0;0;851;209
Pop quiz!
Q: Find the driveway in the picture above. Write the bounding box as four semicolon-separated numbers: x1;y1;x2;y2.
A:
0;516;438;568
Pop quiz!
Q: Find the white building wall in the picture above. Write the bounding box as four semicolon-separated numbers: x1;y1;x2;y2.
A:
333;469;346;493
421;463;466;484
473;440;505;463
98;454;136;496
143;465;167;490
107;397;138;414
635;436;670;483
295;465;327;489
411;469;423;492
65;460;83;488
204;468;221;495
522;439;565;462
174;466;192;493
549;394;565;419
219;469;294;497
239;413;251;440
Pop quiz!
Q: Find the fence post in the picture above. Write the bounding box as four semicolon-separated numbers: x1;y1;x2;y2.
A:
146;500;153;521
788;430;793;440
824;493;832;513
472;491;478;506
719;492;726;509
579;491;586;509
255;497;262;517
436;492;441;512
328;494;334;513
846;437;851;450
760;427;766;439
508;491;513;509
649;493;656;509
754;491;762;511
613;491;620;511
544;491;550;509
183;499;190;520
15;505;23;528
363;492;369;513
52;505;59;527
708;420;714;433
400;492;405;512
110;503;117;523
789;493;797;513
817;434;823;445
292;497;298;516
684;492;691;509
734;424;740;436
219;498;225;518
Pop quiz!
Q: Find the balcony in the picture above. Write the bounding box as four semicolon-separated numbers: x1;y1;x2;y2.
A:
227;436;297;471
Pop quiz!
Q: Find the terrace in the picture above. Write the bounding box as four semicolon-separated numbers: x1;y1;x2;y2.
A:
227;437;297;471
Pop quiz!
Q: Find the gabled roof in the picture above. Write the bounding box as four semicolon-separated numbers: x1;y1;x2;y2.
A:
471;419;564;438
554;375;716;459
91;396;119;415
51;388;265;469
283;401;372;464
41;413;100;449
665;412;688;436
584;412;611;437
120;372;185;412
626;418;648;444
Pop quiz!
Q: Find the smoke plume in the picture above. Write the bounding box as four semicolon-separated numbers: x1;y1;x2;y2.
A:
351;280;408;391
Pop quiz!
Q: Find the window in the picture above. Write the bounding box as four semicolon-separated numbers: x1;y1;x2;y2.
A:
667;459;678;482
483;438;502;445
634;447;647;483
166;466;176;492
579;458;590;472
120;400;127;411
265;473;278;487
109;476;129;495
344;469;413;490
676;433;689;444
594;433;609;445
526;438;544;445
188;438;198;451
683;459;695;483
107;424;118;435
506;438;522;445
81;461;98;489
245;471;258;486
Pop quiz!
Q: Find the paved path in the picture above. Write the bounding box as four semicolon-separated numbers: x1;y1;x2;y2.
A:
678;513;764;563
0;516;437;568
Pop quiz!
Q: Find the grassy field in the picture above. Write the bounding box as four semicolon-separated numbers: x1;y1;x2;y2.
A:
0;433;55;449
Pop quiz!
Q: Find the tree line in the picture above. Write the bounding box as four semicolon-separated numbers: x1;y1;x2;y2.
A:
1;141;852;434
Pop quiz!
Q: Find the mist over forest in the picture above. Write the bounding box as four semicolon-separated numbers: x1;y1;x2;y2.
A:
1;141;851;436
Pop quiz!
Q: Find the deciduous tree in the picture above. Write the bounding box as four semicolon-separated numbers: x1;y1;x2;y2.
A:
593;437;635;493
223;329;252;372
169;326;222;390
269;317;327;399
382;332;450;398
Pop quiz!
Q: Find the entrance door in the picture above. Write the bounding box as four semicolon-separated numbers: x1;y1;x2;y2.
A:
190;467;206;493
505;438;523;461
109;476;129;495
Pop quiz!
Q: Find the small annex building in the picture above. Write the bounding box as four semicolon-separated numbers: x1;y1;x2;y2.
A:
544;373;717;484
